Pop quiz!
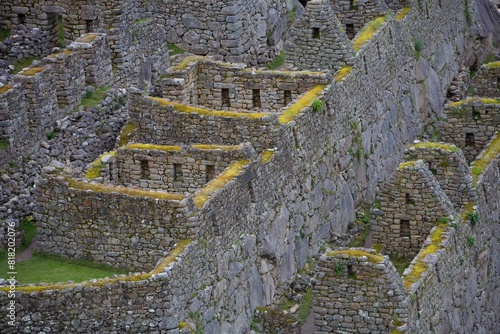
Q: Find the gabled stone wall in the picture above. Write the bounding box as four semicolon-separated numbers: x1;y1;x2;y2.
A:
372;160;456;257
332;0;389;39
440;98;500;162
470;61;500;97
404;142;476;210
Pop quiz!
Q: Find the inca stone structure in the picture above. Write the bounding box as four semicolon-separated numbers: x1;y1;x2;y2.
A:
0;0;500;333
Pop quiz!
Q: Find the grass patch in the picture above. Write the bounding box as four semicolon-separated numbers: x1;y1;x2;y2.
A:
149;97;270;119
167;43;186;56
389;255;412;275
118;123;138;147
81;86;109;109
448;97;500;107
398;160;418;170
77;33;100;43
352;16;387;52
335;65;353;82
349;205;371;248
0;138;9;150
460;202;476;224
296;288;313;323
192;144;243;151
135;18;149;25
414;38;423;60
485;54;495;64
471;132;500;182
411;141;459;153
85;151;116;179
0;28;10;42
126;143;181;152
19;67;45;76
67;177;184;201
278;85;327;123
173;55;210;71
0;252;129;285
265;50;285;70
328;249;384;263
194;160;249;209
395;7;411;21
13;56;42;74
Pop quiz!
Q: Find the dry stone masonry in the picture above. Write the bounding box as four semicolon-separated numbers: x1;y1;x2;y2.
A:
0;0;500;333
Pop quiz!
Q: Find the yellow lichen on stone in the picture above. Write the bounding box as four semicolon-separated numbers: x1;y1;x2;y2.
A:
149;97;270;119
398;160;418;170
0;84;12;94
261;150;275;164
448;97;500;107
278;85;327;124
471;132;500;182
172;55;211;71
77;33;100;43
460;202;476;223
126;143;181;152
352;16;387;52
194;160;249;209
151;239;192;274
67;178;184;201
85;151;117;179
395;7;412;21
19;67;45;76
192;144;243;151
328;249;385;263
335;65;353;82
485;61;500;69
48;50;74;58
411;142;459;153
119;123;138;147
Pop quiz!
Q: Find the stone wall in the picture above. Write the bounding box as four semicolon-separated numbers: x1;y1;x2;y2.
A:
129;92;281;153
470;61;500;97
35;171;196;271
286;0;355;72
332;0;389;39
439;98;500;162
371;160;456;257
314;249;407;333
157;58;331;112
404;142;476;210
115;143;251;193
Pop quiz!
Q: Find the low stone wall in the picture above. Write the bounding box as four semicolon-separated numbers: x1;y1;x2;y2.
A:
404;142;476;210
314;249;407;334
115;143;251;193
470;61;500;97
129;93;281;153
35;172;196;271
440;98;500;162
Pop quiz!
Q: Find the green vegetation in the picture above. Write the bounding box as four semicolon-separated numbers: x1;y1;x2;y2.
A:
449;97;500;107
289;6;297;22
56;17;65;48
135;18;149;25
81;86;109;109
485;61;500;69
167;43;186;56
471;132;500;182
352;16;387;52
19;216;36;251
398;160;418;170
296;289;313;323
467;236;475;247
467;212;479;226
278;85;327;123
485;54;495;64
412;141;459;153
85;151;116;179
13;56;42;74
126;143;181;152
389;255;412;275
312;99;323;113
118;123;138;147
0;138;9;150
414;38;423;60
328;249;385;263
465;0;472;25
0;28;10;42
173;55;210;71
46;131;56;140
349;205;372;248
0;252;129;285
265;50;286;70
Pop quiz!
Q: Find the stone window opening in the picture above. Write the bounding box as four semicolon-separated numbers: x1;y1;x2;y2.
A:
346;24;355;40
400;220;410;238
86;20;94;33
497;77;500;90
205;165;216;184
349;0;358;10
405;193;415;205
140;160;150;179
284;90;292;105
221;88;230;107
293;127;300;149
363;56;368;75
299;0;308;8
465;133;475;147
428;162;436;175
18;14;26;25
347;264;356;279
312;28;320;39
252;89;261;108
109;162;114;181
248;182;256;203
173;163;183;182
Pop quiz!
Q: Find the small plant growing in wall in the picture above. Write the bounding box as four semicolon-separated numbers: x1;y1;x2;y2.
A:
312;99;323;113
414;38;423;60
467;236;475;247
437;217;449;225
467;212;479;226
334;263;345;275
